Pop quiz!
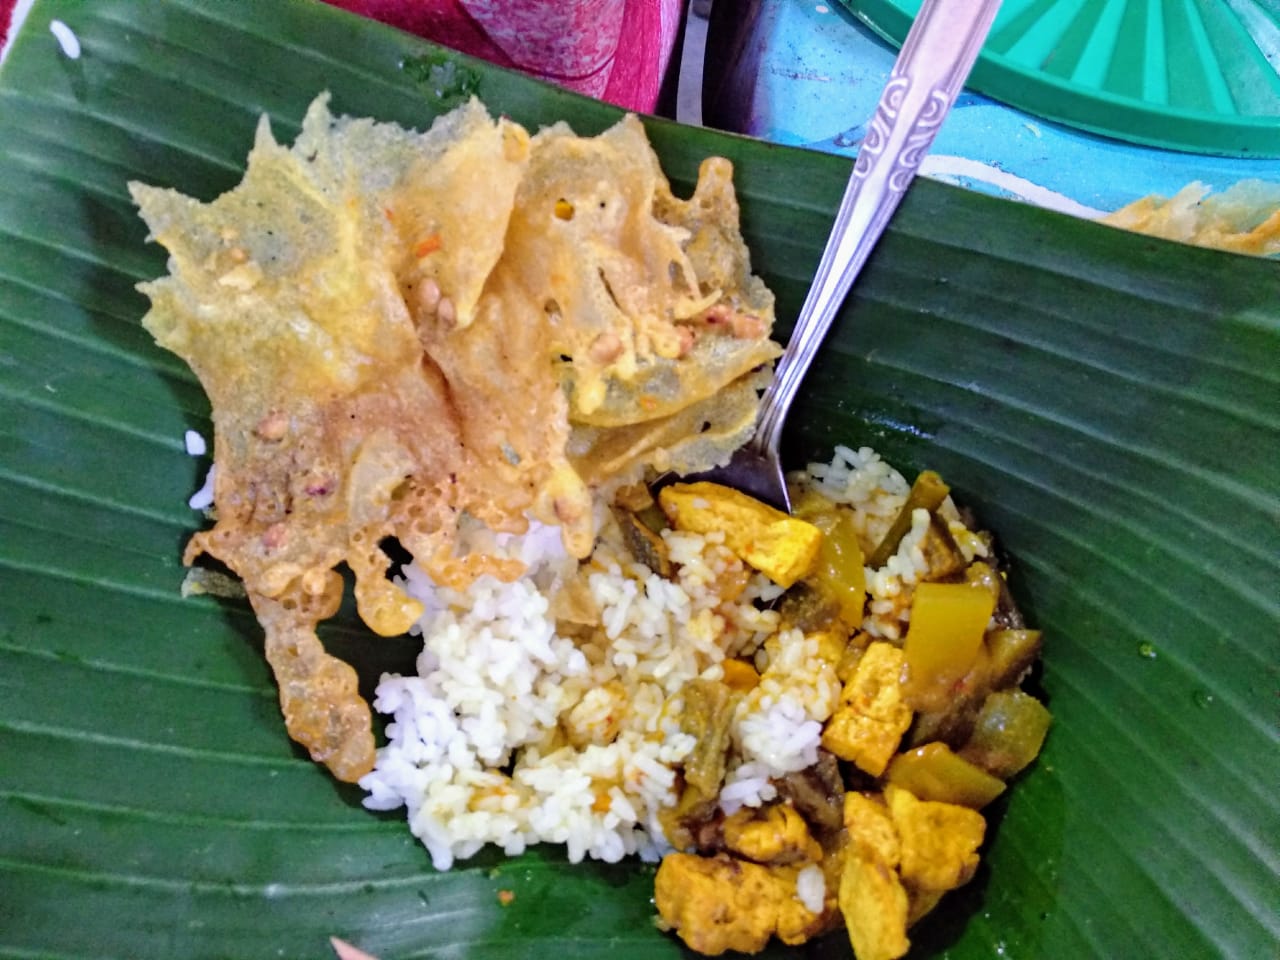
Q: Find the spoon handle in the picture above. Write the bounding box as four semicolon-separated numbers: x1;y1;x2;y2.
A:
751;0;1002;457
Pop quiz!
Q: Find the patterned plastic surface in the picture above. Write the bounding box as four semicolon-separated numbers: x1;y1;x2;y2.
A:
703;1;1280;214
844;0;1280;157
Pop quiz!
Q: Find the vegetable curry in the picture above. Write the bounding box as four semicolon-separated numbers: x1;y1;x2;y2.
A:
635;477;1049;959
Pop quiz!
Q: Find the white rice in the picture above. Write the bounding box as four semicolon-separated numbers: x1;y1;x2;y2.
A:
187;463;215;511
183;429;207;457
48;18;79;59
361;517;779;869
795;445;973;640
361;443;952;870
804;444;909;547
715;626;842;811
796;864;826;914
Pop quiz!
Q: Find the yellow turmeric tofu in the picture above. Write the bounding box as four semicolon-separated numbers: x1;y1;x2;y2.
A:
842;791;899;867
723;801;823;865
655;853;826;955
836;792;911;960
659;481;822;588
811;629;849;669
655;852;776;955
837;853;910;960
907;887;945;927
821;642;912;776
774;867;833;946
886;786;985;892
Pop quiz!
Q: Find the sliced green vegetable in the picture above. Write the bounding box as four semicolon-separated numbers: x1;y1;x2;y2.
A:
919;513;967;581
614;507;673;578
677;679;738;796
867;470;949;567
793;489;867;627
779;580;843;633
961;691;1053;780
985;629;1043;689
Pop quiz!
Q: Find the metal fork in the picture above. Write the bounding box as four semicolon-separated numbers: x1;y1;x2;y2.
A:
691;0;1002;511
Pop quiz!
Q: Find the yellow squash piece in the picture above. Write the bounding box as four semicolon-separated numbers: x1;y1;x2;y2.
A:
821;642;912;776
793;489;867;627
659;481;822;588
901;582;996;712
885;742;1006;810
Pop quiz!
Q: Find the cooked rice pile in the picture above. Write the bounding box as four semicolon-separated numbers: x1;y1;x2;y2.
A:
361;445;976;866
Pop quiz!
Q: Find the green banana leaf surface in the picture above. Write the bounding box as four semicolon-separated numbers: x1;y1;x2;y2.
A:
1;1;1277;958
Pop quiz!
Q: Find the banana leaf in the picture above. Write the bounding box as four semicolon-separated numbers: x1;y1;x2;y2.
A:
0;1;1276;958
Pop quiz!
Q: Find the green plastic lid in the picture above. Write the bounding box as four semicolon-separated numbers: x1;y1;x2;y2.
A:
842;0;1280;158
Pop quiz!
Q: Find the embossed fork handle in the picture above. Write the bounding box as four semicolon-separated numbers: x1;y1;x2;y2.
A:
750;0;1002;458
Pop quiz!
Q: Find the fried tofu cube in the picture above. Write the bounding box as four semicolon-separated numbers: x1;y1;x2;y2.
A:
775;868;832;946
655;853;827;955
723;801;823;865
656;853;775;955
842;791;899;867
837;854;910;960
659;481;822;588
836;792;911;960
821;642;912;776
886;786;985;892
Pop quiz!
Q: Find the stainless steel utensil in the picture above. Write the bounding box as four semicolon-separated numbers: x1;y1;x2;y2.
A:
688;0;1002;511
